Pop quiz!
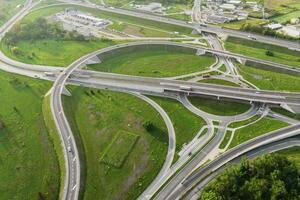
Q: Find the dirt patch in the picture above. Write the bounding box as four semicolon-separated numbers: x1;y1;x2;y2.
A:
115;138;149;200
96;127;107;137
123;24;144;37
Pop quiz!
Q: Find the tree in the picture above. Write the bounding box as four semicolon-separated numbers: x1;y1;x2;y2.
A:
200;154;300;200
142;121;154;131
266;50;274;56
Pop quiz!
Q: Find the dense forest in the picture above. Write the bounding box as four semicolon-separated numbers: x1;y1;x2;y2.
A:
200;154;300;200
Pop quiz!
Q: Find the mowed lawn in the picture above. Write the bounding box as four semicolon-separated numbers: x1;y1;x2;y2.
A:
1;39;117;67
0;71;59;199
63;87;168;200
188;97;251;116
198;78;240;87
88;49;215;77
225;37;300;68
238;64;300;92
229;117;289;149
150;97;206;158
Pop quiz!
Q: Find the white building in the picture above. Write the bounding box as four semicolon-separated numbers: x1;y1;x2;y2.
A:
220;4;236;10
266;23;282;30
135;3;166;13
281;26;300;38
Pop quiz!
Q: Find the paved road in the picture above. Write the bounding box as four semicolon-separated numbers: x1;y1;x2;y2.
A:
1;2;299;200
161;124;300;200
58;0;300;51
131;93;176;200
51;67;81;199
69;71;300;111
185;136;300;200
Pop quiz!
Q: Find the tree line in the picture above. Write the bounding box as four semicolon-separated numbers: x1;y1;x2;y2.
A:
3;18;87;46
200;154;300;200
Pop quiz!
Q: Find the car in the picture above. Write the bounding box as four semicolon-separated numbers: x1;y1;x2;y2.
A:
68;146;72;152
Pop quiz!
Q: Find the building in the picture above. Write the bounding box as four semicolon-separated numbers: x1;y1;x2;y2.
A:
220;4;236;10
281;26;300;38
135;3;166;13
266;23;282;30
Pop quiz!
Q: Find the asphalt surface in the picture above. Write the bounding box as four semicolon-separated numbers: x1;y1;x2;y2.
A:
50;67;82;200
0;2;299;200
69;71;300;110
185;136;300;200
162;124;300;200
58;0;300;51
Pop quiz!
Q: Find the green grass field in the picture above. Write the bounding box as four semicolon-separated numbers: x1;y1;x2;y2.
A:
221;18;267;30
271;107;300;121
100;131;139;168
237;64;300;92
229;117;289;149
272;11;300;23
63;87;168;200
150;97;206;155
88;48;215;77
229;115;261;128
0;71;59;199
0;0;25;26
1;39;117;67
198;78;240;87
225;37;300;68
188;97;251;116
219;130;233;149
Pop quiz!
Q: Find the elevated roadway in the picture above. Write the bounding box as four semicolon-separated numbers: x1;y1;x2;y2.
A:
70;70;300;113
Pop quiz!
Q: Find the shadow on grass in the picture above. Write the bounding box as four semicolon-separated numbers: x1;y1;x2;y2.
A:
148;125;168;144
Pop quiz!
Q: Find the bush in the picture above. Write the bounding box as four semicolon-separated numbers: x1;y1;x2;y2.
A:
143;121;154;131
0;119;5;129
266;50;274;56
3;18;87;46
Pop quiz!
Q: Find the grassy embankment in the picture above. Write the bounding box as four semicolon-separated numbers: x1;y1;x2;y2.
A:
188;97;251;116
0;71;60;199
63;87;169;200
150;97;206;162
88;47;215;77
225;37;300;68
237;64;300;92
198;78;240;87
229;117;289;149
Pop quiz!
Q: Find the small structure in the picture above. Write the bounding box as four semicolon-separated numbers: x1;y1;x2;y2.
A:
134;3;167;13
280;26;300;38
266;23;282;30
220;4;236;10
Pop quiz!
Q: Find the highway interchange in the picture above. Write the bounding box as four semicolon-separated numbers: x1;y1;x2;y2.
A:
0;0;299;200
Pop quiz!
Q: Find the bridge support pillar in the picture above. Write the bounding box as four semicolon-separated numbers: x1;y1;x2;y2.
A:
62;86;72;96
237;58;246;65
196;49;206;56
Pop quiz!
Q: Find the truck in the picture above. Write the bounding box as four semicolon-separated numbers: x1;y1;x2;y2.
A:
247;35;257;40
179;85;192;91
44;72;55;77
